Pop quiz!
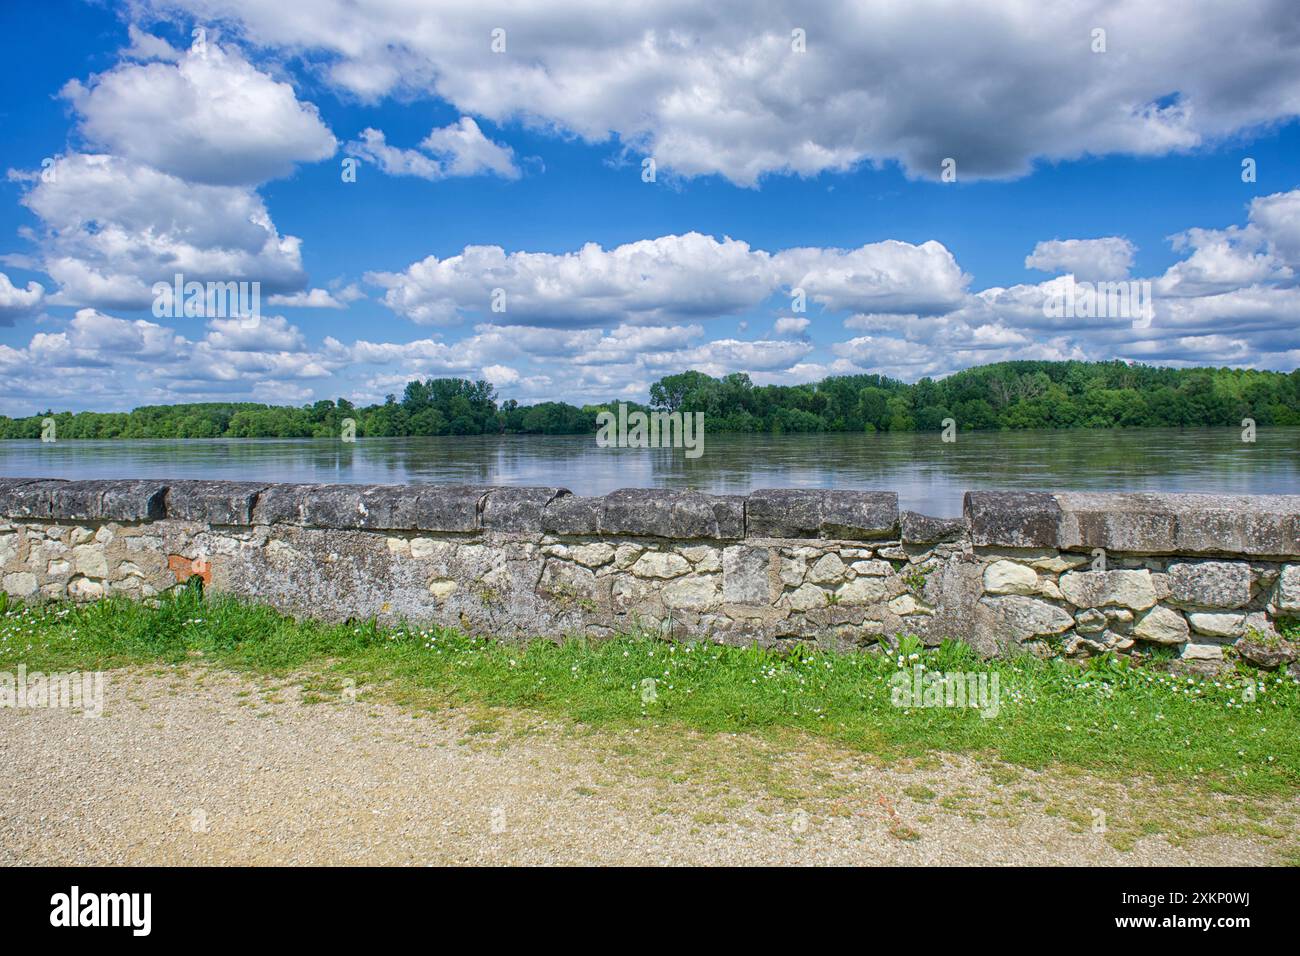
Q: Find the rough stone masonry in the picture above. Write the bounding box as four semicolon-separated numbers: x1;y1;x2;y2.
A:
1;477;1298;672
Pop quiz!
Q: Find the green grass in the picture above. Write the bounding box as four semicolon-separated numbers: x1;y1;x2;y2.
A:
1;585;1297;797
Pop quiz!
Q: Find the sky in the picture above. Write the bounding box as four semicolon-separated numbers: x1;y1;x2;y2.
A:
1;0;1299;416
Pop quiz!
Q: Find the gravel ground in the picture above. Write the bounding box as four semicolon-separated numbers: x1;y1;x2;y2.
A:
1;665;1295;866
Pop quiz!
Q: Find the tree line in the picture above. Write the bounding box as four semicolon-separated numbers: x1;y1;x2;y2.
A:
2;360;1297;440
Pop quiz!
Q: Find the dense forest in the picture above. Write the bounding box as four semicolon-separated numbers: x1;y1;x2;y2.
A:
3;361;1298;439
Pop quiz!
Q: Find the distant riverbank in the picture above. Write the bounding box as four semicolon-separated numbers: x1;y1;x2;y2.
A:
3;361;1297;441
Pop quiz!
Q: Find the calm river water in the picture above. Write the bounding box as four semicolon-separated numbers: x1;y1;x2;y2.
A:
0;427;1295;517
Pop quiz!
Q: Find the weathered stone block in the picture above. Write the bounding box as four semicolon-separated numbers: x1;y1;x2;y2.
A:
722;545;770;603
15;479;167;521
250;483;314;526
1276;564;1300;613
541;495;601;535
2;571;37;596
662;575;720;610
746;489;897;539
412;485;489;532
679;545;721;572
298;484;379;528
1170;497;1300;557
965;492;1061;548
600;489;743;539
710;496;747;539
572;543;615;567
1;478;64;515
836;576;889;605
976;595;1074;643
428;579;458;602
888;594;929;616
358;485;436;530
900;511;965;544
1167;561;1251;609
1029;552;1090;573
1055;493;1178;553
613;544;643;569
745;489;822;538
631;551;691;579
1056;492;1300;557
68;577;104;599
983;560;1038;595
0;476;44;514
481;487;568;532
1058;569;1156;610
788;583;828;611
1074;608;1107;633
537;559;599;599
1132;606;1189;644
1187;612;1245;639
1236;639;1296;669
72;544;108;578
820;491;900;540
257;483;488;532
165;480;267;525
807;553;847;584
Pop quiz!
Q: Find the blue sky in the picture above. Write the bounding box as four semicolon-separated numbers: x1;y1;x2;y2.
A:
1;0;1298;415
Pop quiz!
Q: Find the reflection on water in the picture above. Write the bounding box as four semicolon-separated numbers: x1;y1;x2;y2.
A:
1;427;1296;517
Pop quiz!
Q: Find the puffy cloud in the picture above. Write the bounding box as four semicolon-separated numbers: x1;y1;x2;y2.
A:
1025;238;1135;281
482;363;520;385
1245;189;1300;262
204;315;308;352
0;308;356;414
327;335;484;373
830;190;1300;376
15;154;307;309
367;233;781;326
347;118;519;181
63;37;335;185
0;272;44;323
133;0;1300;184
832;331;1084;381
65;308;182;357
777;240;967;315
645;338;814;375
773;316;810;338
368;232;966;327
569;324;705;364
251;381;315;403
421;118;520;179
1157;191;1300;297
267;286;363;309
123;24;183;62
346;129;442;179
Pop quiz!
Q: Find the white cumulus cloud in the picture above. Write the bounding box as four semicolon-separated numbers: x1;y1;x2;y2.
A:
63;37;336;185
0;272;45;324
1025;238;1135;281
367;232;967;327
15;154;308;309
132;0;1300;184
347;118;520;181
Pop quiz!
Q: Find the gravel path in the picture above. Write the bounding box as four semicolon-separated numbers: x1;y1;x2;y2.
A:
2;665;1295;866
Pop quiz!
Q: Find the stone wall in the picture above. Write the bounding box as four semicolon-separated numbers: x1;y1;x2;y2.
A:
1;477;1297;672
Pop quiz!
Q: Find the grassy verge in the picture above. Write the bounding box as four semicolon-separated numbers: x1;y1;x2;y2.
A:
1;586;1297;798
